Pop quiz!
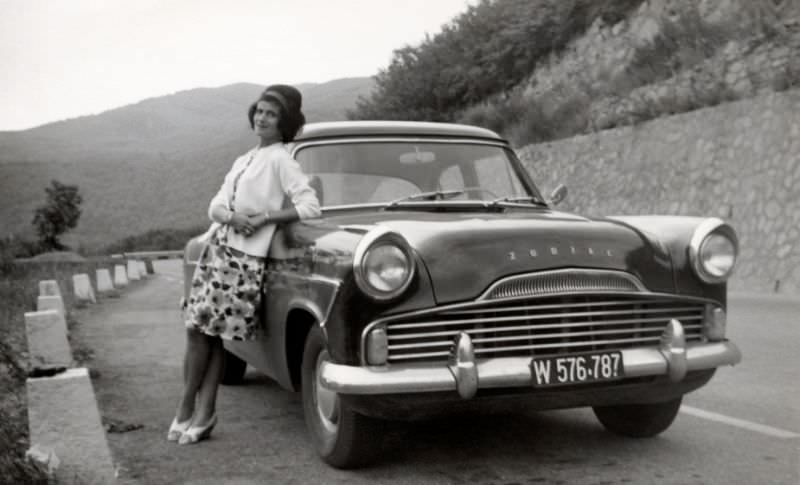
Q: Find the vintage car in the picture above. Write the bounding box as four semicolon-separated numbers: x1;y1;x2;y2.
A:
183;121;741;468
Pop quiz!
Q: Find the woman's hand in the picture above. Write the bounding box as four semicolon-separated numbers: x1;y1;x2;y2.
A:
246;214;270;231
229;212;256;237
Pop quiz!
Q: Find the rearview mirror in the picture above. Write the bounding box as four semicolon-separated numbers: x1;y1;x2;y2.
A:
548;184;567;206
399;149;436;164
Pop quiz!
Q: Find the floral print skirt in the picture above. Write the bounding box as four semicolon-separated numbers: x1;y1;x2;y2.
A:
184;236;265;341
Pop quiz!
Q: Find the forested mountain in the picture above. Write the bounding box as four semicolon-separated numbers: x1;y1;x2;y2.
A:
0;78;373;251
0;78;371;165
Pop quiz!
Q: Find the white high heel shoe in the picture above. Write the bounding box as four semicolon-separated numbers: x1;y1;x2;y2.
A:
166;416;192;442
178;414;217;445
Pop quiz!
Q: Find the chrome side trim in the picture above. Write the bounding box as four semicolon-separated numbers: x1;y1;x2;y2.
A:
275;273;341;328
319;280;340;329
321;340;742;396
304;274;343;287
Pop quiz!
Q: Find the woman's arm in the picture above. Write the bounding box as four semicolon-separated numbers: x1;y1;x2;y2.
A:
246;207;299;230
208;154;256;234
277;157;321;220
246;156;320;231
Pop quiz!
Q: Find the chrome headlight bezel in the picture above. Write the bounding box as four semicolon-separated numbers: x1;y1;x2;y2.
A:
353;227;416;301
689;218;738;284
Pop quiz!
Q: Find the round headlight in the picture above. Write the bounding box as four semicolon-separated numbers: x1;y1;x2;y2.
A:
689;218;738;284
699;233;736;279
364;244;411;293
354;228;415;301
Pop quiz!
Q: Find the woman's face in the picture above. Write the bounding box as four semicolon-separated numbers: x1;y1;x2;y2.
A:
253;100;282;143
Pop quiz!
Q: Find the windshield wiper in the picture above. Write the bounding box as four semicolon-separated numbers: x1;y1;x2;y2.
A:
488;195;548;207
387;190;465;206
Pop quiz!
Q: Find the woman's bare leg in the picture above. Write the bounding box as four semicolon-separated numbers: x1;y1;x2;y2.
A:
194;336;224;424
176;328;212;422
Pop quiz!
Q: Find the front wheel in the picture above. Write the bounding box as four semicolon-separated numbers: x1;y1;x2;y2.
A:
593;397;682;438
301;325;383;468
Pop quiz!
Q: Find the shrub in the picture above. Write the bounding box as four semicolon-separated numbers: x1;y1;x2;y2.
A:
32;180;83;251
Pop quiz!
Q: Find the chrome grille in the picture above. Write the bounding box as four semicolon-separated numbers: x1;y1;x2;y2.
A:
380;294;707;363
481;269;644;300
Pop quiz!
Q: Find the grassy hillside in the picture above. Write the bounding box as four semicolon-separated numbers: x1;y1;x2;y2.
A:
458;0;800;145
349;0;798;146
0;78;373;252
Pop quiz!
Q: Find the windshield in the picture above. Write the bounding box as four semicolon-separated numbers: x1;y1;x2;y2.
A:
294;141;543;207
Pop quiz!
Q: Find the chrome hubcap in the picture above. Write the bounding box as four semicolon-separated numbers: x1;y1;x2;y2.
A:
314;351;339;433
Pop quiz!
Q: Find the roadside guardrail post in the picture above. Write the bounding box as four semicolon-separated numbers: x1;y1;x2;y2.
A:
24;309;73;369
96;268;114;293
27;368;116;484
37;295;65;316
114;264;128;287
39;280;62;297
127;260;141;281
72;274;97;303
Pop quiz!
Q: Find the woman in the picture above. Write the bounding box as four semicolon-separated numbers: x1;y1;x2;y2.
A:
169;84;321;445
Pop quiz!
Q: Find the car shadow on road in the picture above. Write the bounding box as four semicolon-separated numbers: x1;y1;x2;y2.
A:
375;406;683;471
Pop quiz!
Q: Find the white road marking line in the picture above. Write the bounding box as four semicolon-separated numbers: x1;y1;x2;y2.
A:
681;405;799;439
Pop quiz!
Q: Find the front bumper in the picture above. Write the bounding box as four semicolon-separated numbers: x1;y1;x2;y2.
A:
320;319;741;399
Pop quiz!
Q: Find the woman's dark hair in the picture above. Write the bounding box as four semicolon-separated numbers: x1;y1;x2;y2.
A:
247;84;305;143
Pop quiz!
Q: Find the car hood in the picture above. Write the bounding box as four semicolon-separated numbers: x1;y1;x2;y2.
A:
327;209;673;304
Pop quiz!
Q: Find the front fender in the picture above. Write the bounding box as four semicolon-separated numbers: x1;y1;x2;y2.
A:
606;215;731;303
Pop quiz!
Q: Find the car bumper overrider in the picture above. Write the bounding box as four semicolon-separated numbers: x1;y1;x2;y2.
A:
319;319;741;399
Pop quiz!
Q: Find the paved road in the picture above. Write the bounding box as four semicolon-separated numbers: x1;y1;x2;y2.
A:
72;260;799;485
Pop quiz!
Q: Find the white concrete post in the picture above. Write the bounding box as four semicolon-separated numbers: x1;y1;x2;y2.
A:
114;264;128;287
24;309;72;368
39;280;61;297
37;295;65;316
96;268;114;292
72;274;96;303
27;368;117;484
127;260;141;281
138;260;147;278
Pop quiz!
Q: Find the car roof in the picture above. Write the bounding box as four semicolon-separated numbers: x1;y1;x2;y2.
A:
294;121;506;143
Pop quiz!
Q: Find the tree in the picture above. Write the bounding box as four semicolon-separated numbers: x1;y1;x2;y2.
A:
347;0;645;123
32;180;83;251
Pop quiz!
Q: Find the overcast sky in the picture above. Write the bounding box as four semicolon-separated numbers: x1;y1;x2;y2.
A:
0;0;475;131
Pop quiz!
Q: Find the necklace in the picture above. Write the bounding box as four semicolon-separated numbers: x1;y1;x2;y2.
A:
229;150;257;210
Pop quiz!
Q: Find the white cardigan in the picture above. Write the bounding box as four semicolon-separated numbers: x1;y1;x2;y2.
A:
208;143;320;256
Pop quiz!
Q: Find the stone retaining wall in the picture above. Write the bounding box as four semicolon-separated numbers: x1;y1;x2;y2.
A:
517;87;799;294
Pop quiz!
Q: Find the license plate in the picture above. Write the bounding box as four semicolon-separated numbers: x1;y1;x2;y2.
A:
530;351;624;387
